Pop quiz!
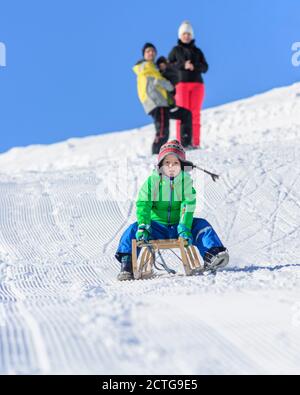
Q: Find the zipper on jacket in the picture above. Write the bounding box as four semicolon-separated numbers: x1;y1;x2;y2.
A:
167;178;174;225
181;205;186;224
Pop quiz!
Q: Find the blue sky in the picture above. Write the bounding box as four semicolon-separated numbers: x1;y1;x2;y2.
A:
0;0;299;153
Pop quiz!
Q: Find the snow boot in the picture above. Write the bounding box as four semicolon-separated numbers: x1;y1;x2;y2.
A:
181;134;192;148
185;145;200;151
117;254;134;281
204;247;229;272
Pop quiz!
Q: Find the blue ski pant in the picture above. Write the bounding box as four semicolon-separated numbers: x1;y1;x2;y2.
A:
115;218;224;263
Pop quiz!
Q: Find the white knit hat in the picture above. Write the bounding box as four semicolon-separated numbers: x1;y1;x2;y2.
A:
178;20;194;39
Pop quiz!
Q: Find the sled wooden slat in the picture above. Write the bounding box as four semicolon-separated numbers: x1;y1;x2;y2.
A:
178;237;193;276
137;239;186;250
132;239;138;277
139;248;149;279
186;246;196;269
191;245;202;268
145;248;153;272
143;249;154;279
132;238;202;279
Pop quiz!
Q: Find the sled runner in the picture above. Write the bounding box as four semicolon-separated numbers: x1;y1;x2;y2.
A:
132;238;204;280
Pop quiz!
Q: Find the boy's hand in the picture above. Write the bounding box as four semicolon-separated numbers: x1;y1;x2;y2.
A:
136;224;151;243
177;224;193;246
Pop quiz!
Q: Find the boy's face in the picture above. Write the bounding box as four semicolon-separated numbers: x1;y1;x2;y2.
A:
144;47;156;62
161;155;181;178
158;62;167;72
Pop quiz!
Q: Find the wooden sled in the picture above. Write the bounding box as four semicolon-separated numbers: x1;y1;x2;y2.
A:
132;238;204;280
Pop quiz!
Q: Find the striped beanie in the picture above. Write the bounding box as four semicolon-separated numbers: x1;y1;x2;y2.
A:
158;140;194;169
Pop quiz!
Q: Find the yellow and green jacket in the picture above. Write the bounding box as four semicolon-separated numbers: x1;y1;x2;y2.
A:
136;170;196;230
133;61;174;114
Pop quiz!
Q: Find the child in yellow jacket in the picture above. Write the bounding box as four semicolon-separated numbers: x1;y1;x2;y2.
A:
133;43;192;154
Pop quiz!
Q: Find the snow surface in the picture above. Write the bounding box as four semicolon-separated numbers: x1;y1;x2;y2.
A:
0;83;300;374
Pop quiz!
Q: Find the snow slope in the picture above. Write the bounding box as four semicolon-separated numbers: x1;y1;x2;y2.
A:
0;83;300;374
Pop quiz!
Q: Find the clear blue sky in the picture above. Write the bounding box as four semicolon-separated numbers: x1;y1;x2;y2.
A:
0;0;299;153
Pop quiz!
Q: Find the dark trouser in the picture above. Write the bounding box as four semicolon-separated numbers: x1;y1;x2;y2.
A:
150;106;192;155
150;107;169;155
169;106;192;147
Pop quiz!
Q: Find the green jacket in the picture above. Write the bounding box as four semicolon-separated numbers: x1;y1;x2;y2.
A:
136;170;196;230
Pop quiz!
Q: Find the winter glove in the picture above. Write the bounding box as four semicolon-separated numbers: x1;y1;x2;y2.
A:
177;224;193;246
135;224;151;243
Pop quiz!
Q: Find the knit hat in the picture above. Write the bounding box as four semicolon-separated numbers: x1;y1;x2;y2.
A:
178;21;194;39
142;42;157;56
157;140;194;170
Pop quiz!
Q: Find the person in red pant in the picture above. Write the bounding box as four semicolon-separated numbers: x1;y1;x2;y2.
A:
169;21;208;148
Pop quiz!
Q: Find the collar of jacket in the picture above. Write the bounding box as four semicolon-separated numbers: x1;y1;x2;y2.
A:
153;169;187;185
135;59;157;67
133;60;158;76
135;59;145;66
177;39;196;48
